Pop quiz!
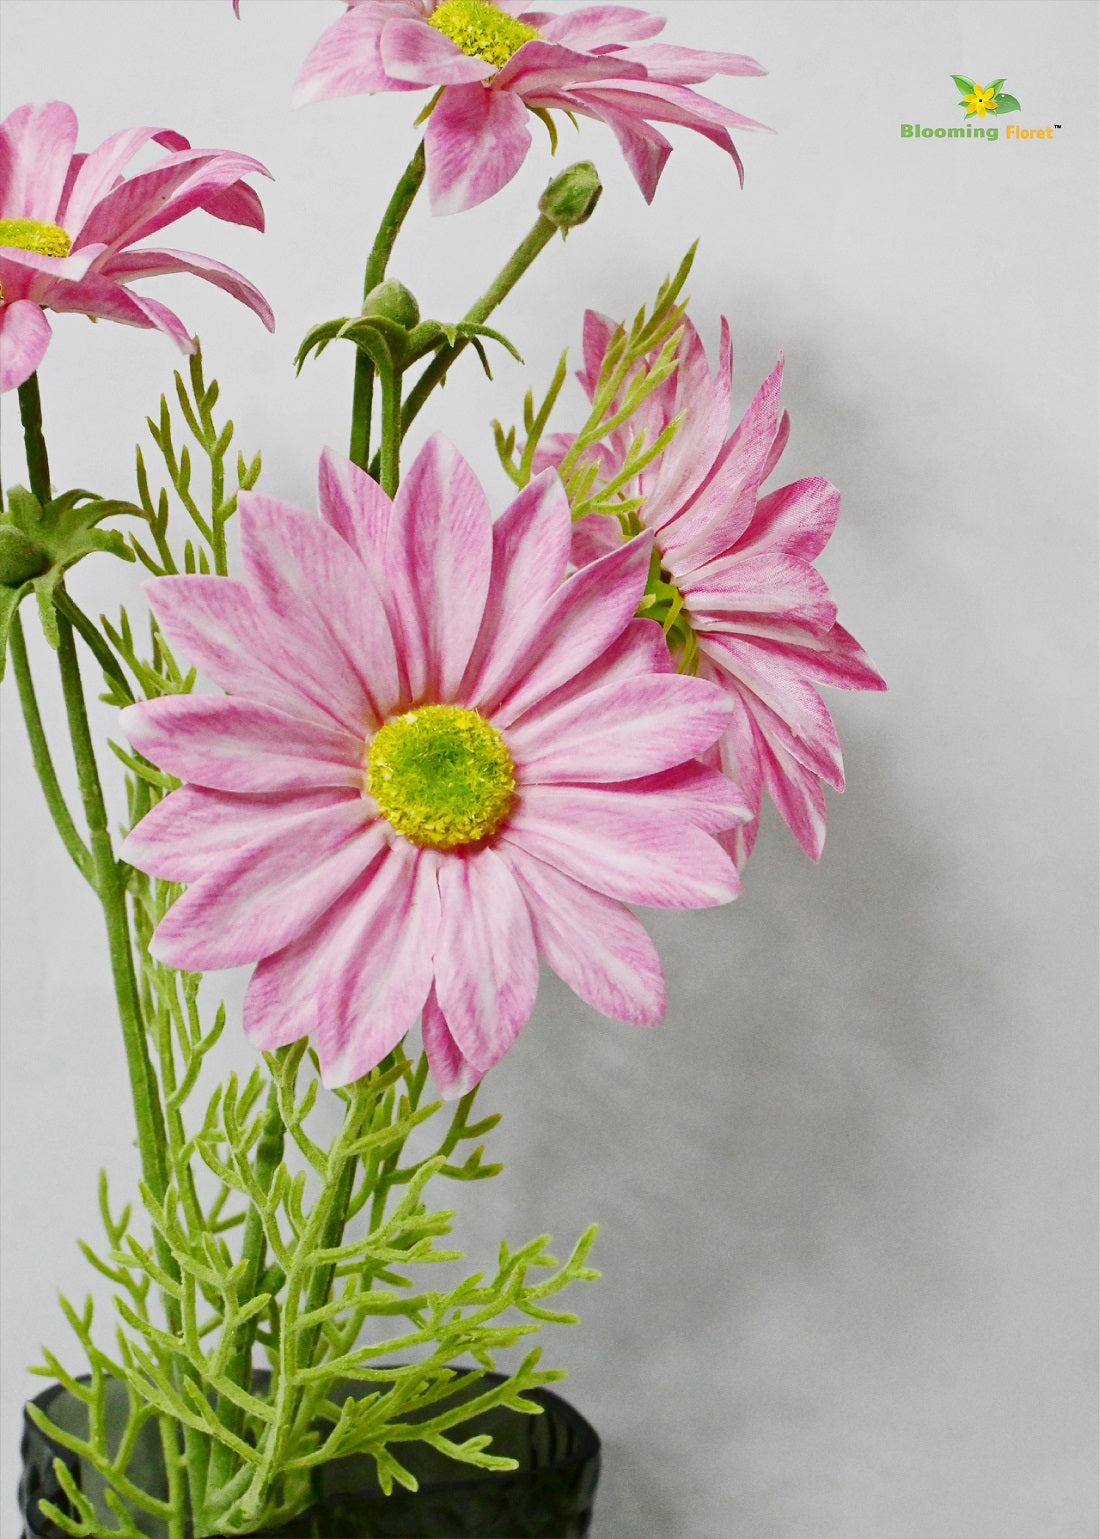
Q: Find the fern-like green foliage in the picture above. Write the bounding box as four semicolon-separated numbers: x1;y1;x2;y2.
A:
26;350;599;1539
493;245;696;527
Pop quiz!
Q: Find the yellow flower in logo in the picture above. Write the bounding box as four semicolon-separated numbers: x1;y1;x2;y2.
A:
961;81;998;117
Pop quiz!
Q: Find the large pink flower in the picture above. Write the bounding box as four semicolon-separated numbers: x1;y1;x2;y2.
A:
540;314;886;867
0;101;274;393
120;438;745;1093
292;1;767;213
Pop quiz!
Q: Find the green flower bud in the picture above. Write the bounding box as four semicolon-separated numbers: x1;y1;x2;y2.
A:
539;162;603;230
0;525;51;587
361;279;421;330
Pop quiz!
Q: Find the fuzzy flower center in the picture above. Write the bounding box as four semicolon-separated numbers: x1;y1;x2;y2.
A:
428;0;539;68
0;218;72;258
367;704;515;850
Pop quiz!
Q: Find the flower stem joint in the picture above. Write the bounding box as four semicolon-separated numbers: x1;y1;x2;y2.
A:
539;163;603;233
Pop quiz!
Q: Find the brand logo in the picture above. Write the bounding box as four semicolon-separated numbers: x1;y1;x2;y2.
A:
952;75;1020;119
899;73;1059;143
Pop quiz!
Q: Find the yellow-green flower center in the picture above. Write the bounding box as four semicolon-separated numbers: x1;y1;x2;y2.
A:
367;704;515;850
428;0;539;68
0;218;72;258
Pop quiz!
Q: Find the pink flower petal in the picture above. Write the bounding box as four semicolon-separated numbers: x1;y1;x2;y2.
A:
612;43;766;86
433;847;539;1073
122;784;360;883
616;760;751;833
536;6;665;51
699;634;845;789
495;38;646;95
146;573;375;733
150;801;385;971
237;494;399;727
386;435;492;698
421;985;484;1099
735;476;839;562
503;784;740;907
311;846;442;1085
102;246;274;332
292;7;421;106
460;469;572;706
685;552;839;637
120;695;365;794
0;299;51;392
504;615;671;727
317;446;393;573
241;842;433;1056
0;101;77;220
59;125;186;233
503;843;666;1024
509;672;732;783
380;17;496;85
75;148;271;257
481;532;652;725
425;83;532;215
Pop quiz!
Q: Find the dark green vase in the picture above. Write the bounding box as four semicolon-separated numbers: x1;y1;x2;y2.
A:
20;1371;600;1538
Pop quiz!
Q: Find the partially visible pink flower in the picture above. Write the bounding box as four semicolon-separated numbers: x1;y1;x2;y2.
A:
0;101;274;393
541;314;886;867
120;438;745;1094
293;1;768;213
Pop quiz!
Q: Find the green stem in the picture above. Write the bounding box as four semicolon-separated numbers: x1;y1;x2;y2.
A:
350;140;426;471
205;1081;285;1506
18;372;51;502
7;612;94;883
54;610;169;1202
53;587;135;703
234;1093;368;1528
401;211;559;438
378;362;403;498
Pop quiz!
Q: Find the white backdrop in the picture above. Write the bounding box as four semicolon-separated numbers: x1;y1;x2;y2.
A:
1;3;1096;1536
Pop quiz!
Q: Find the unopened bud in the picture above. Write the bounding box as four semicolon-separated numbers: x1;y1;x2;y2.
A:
361;279;421;330
0;526;51;586
539;162;602;230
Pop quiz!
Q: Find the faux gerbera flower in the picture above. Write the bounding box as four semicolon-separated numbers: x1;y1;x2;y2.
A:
292;0;768;213
538;314;886;867
120;438;745;1093
0;101;273;393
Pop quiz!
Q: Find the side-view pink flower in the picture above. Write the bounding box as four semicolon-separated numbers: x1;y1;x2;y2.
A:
120;439;746;1094
0;101;274;393
542;314;887;867
292;0;768;213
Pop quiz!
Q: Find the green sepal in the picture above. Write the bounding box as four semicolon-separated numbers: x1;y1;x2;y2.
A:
993;93;1021;113
0;485;139;668
297;313;523;377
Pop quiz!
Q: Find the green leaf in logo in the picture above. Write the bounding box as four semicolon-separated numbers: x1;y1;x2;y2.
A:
950;74;976;95
987;78;1006;96
993;92;1021;113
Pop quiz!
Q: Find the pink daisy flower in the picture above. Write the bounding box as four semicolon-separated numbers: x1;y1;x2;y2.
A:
0;101;274;393
292;1;768;213
540;313;886;867
120;438;745;1094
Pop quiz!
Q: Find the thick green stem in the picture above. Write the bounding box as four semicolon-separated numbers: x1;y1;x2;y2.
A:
378;362;403;498
7;612;94;883
350;140;426;470
18;372;51;502
54;610;170;1202
401;211;559;437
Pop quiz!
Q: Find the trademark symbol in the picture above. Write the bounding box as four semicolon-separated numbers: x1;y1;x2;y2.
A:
1055;124;1062;128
